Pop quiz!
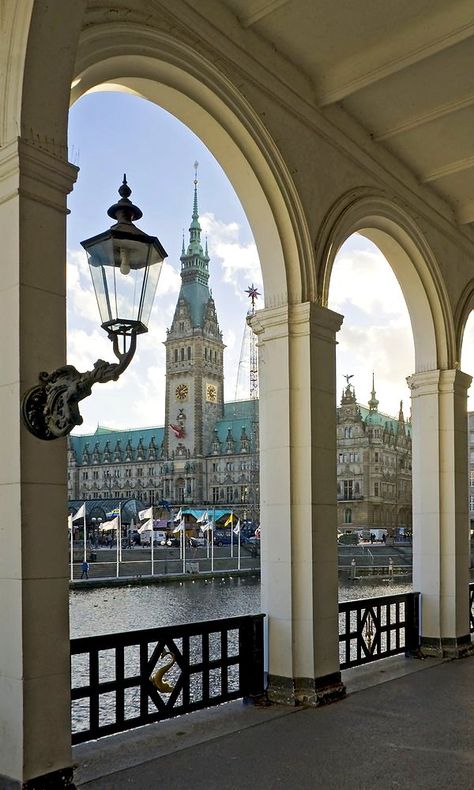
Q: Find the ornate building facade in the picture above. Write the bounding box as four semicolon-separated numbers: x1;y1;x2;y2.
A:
337;376;412;540
68;176;259;518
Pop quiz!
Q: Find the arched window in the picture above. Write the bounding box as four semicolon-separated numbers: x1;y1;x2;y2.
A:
187;346;191;360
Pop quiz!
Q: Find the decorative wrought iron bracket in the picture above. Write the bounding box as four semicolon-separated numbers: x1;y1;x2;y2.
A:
22;330;137;441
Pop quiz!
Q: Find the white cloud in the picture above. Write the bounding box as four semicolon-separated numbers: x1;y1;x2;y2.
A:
329;248;408;319
67;249;98;325
331;242;415;418
201;213;262;297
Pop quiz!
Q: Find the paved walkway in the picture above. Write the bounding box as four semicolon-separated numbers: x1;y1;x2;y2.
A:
74;654;474;789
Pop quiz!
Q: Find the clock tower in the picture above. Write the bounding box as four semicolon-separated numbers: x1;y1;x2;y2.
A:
163;165;225;502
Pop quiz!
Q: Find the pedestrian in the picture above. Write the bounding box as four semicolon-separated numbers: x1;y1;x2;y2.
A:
81;560;90;579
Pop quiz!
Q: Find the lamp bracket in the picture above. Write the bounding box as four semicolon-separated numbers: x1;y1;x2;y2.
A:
22;331;137;441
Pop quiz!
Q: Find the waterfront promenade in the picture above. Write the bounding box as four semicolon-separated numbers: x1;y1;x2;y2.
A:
74;652;474;789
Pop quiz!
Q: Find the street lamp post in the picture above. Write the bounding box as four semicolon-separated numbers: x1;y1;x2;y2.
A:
91;517;102;547
22;176;167;440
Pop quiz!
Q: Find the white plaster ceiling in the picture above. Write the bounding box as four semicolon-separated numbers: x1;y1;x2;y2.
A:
214;0;474;228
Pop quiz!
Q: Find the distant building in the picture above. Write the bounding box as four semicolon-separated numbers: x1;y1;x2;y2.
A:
68;174;259;521
468;412;474;536
336;375;412;540
68;178;412;539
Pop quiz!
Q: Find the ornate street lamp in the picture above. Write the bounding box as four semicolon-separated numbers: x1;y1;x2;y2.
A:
22;176;167;440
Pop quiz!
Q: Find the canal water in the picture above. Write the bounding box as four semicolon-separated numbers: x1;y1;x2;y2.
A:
69;576;413;638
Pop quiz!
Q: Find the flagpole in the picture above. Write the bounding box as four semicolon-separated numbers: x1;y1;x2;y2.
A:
230;511;234;559
116;518;120;578
151;517;154;576
238;522;241;571
82;505;87;564
182;522;186;574
211;509;214;573
119;504;122;562
69;515;74;581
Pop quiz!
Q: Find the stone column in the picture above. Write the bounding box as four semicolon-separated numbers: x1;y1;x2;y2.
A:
408;368;472;656
0;138;78;787
252;302;345;705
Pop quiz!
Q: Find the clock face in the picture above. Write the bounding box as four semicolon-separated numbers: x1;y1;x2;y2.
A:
206;383;217;403
175;383;188;401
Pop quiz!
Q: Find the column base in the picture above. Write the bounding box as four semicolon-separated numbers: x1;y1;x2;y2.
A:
420;634;473;659
0;766;75;789
267;672;346;706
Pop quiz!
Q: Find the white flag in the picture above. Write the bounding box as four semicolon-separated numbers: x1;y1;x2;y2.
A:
233;519;241;535
67;514;73;531
139;507;153;520
173;518;185;533
174;508;182;522
197;510;208;524
138;518;153;534
72;503;86;522
100;516;119;532
201;520;214;532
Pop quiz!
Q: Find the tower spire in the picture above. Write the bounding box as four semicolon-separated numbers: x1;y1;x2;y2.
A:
368;371;379;412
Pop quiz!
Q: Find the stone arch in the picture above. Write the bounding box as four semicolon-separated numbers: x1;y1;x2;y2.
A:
315;189;456;372
454;279;474;364
69;22;315;308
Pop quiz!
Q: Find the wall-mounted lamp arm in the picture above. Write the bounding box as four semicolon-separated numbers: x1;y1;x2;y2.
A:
22;332;138;441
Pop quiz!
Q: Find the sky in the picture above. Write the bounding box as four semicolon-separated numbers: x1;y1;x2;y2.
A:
67;91;474;435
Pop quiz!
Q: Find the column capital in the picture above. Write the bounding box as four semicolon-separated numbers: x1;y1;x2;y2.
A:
407;368;472;397
0;136;78;213
250;301;343;342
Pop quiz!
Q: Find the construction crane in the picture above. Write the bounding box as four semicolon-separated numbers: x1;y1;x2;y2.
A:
235;284;260;401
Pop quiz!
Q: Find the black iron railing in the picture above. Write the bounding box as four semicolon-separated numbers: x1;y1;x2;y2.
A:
469;583;474;633
71;613;264;744
338;592;420;669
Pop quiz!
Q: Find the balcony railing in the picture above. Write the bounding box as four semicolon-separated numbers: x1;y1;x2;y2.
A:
71;613;264;744
71;586;474;744
338;592;420;669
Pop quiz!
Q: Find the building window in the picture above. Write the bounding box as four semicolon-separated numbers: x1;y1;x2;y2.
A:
343;480;353;499
179;321;184;331
212;487;219;503
470;470;474;486
338;453;343;463
93;471;99;480
187;346;191;360
137;468;143;477
82;471;88;480
125;468;132;478
344;508;352;524
180;347;184;361
375;452;379;462
148;467;155;476
470;495;474;512
205;348;208;360
226;486;234;502
174;349;178;362
240;486;249;503
374;482;379;496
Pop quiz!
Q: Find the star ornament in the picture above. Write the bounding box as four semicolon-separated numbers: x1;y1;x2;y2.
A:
245;284;260;303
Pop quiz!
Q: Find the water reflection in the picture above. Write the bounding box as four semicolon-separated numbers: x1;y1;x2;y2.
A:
70;576;411;639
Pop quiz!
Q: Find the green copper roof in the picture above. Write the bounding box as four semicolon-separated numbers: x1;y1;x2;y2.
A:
177;165;211;328
359;405;412;437
69;425;164;463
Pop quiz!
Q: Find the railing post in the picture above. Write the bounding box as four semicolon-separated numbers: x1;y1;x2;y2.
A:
240;614;265;702
405;592;420;656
